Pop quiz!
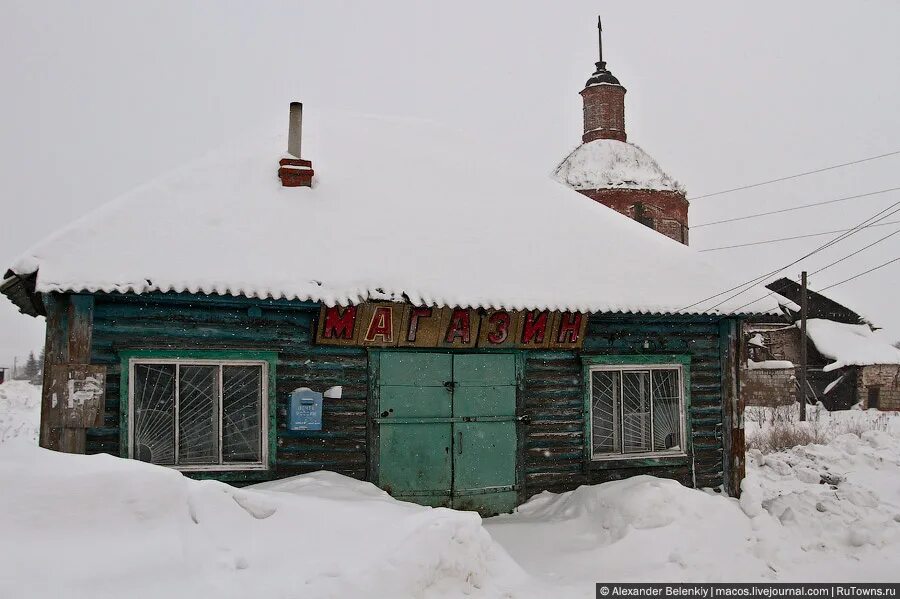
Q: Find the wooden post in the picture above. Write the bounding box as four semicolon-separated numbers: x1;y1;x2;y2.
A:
799;271;808;422
722;319;745;498
61;295;96;453
39;293;99;454
39;294;68;450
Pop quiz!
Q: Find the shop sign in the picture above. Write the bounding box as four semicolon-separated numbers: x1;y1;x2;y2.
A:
315;303;587;349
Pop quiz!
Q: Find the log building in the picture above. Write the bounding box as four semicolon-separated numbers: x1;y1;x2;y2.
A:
1;22;774;515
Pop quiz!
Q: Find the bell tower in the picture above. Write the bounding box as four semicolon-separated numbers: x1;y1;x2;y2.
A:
580;18;627;143
554;18;690;245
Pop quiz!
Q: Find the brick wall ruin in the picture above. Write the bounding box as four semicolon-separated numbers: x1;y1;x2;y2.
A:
743;367;796;407
858;364;900;410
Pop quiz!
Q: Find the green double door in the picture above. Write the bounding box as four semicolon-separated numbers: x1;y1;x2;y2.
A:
375;352;518;515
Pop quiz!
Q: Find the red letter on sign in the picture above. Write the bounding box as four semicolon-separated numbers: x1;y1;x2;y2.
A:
364;306;394;343
445;309;471;344
521;310;549;344
487;311;511;344
323;306;358;340
407;307;433;342
557;312;583;344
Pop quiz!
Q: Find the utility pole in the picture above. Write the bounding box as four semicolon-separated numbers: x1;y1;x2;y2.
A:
799;271;808;421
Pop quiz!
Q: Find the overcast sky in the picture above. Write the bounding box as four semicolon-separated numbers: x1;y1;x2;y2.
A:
1;1;899;367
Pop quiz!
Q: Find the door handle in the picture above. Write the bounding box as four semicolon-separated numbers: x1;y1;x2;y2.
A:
457;431;462;455
443;381;456;392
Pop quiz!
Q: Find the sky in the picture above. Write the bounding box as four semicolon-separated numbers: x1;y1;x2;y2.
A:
1;1;899;368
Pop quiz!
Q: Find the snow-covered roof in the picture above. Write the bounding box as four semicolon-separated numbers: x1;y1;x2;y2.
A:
8;111;775;315
553;139;684;193
804;319;900;371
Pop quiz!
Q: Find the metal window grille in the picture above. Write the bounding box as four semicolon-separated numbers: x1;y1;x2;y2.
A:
130;359;266;471
590;365;685;459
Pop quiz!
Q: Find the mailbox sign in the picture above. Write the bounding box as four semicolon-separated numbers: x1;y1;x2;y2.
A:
288;388;323;431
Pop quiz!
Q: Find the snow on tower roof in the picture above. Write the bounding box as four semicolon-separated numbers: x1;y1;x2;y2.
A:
804;319;900;371
553;139;684;193
8;111;773;316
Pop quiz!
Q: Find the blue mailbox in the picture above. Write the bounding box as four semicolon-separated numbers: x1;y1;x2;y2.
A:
288;388;323;431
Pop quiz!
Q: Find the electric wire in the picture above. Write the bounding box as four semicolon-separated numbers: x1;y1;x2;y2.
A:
701;201;900;312
688;150;900;201
815;257;900;292
691;187;900;228
724;226;900;313
672;198;900;314
809;228;900;276
697;219;900;252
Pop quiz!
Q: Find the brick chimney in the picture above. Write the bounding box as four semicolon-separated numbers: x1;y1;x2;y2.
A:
279;102;314;187
580;18;627;143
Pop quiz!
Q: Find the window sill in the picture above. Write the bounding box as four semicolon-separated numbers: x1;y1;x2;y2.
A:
589;453;689;470
173;464;268;472
179;469;275;483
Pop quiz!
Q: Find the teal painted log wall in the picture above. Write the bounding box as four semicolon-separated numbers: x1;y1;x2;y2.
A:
523;314;727;496
87;293;367;482
86;293;733;492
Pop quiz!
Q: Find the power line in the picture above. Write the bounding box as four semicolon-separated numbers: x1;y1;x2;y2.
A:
715;223;900;313
680;198;900;314
688;149;900;201
697;219;900;252
815;257;900;292
705;201;900;310
809;227;900;276
691;187;900;228
730;228;900;312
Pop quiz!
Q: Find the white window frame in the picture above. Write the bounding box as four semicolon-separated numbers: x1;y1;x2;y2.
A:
127;358;269;472
588;363;688;461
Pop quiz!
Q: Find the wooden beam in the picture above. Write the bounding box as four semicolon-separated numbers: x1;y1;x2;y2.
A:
721;318;744;497
67;295;94;365
39;293;68;450
39;293;99;453
799;271;808;421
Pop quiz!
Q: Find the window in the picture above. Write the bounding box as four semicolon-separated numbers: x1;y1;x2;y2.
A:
127;357;270;471
634;202;655;230
588;362;687;459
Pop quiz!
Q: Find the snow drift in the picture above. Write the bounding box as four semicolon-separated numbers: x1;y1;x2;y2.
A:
0;381;39;444
0;441;526;599
1;382;898;596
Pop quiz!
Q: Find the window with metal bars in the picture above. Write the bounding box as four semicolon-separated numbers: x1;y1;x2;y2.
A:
589;365;686;459
128;359;267;470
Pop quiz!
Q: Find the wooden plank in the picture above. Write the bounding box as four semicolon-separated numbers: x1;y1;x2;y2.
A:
725;318;746;497
39;293;67;451
67;295;94;364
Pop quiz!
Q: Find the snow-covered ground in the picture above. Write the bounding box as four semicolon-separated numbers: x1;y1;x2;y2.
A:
0;380;39;445
0;381;898;597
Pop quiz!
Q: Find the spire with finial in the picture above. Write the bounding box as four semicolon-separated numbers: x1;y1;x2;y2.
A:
585;16;621;86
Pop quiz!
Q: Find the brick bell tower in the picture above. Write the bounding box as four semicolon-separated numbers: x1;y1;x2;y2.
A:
554;18;690;245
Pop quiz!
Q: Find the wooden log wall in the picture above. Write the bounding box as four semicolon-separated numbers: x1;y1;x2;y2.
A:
87;293;367;482
522;314;731;497
86;293;737;494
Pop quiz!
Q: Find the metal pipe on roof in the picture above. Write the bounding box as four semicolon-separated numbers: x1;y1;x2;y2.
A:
288;102;303;158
